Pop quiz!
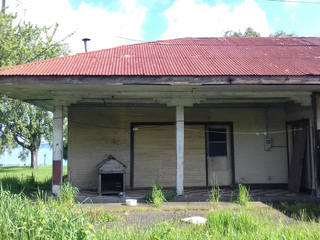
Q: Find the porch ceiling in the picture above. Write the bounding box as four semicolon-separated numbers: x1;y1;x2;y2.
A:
1;76;320;112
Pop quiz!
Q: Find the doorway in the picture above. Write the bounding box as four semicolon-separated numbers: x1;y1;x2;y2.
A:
286;120;312;193
206;125;233;187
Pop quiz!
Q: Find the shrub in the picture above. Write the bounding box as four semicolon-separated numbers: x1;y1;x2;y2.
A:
145;183;167;208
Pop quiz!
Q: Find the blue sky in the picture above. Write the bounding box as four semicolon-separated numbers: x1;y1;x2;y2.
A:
8;0;320;54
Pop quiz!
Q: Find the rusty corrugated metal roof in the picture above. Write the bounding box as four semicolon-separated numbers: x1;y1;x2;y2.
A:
0;37;320;76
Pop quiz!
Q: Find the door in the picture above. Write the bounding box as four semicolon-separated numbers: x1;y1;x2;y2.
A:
206;125;232;186
287;121;311;192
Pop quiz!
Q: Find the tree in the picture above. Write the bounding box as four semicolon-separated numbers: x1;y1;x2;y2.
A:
269;30;297;37
0;96;52;168
0;11;71;168
224;27;261;38
0;12;70;67
224;27;296;38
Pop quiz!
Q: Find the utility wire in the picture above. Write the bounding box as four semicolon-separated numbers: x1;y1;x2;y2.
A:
71;120;303;135
15;0;30;6
116;36;147;43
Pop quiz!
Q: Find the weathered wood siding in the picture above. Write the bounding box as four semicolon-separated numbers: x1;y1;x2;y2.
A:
134;125;176;187
184;125;206;187
69;105;288;190
134;125;205;188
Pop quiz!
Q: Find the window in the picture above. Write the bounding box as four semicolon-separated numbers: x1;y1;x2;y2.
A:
208;128;227;157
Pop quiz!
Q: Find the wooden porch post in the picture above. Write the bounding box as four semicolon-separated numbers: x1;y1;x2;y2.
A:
176;105;184;196
52;106;64;195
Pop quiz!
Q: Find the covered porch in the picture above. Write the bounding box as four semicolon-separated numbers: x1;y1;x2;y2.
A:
75;187;319;204
0;77;320;196
59;83;320;197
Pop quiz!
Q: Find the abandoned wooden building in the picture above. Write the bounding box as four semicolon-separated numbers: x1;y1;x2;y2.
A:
0;37;320;197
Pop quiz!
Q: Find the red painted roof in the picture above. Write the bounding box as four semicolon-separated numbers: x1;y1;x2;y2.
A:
0;37;320;76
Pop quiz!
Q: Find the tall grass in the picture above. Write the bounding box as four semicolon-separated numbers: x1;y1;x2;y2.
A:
0;174;40;194
0;186;87;239
236;183;251;206
59;181;79;206
144;183;176;208
209;179;222;204
281;202;320;221
1;184;320;239
145;183;167;208
0;183;120;239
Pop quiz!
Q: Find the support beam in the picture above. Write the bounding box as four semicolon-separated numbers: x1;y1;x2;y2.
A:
176;105;184;196
52;106;64;195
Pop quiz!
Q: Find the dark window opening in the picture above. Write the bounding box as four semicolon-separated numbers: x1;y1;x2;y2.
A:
208;128;227;157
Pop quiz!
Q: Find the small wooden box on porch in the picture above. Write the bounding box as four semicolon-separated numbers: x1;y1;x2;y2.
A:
95;155;126;196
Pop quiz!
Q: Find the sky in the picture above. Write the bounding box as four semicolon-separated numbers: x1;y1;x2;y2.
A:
6;0;320;54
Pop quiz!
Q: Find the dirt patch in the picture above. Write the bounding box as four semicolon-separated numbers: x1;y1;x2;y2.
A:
114;209;208;227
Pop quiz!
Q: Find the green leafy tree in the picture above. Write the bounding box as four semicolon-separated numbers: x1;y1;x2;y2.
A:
224;27;261;37
0;96;52;168
269;30;297;37
224;27;296;38
0;11;71;168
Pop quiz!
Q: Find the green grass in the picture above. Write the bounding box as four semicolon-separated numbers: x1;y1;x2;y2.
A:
0;165;67;194
0;165;67;182
2;186;320;240
0;183;320;239
144;183;176;208
0;184;121;239
236;184;251;206
0;167;319;239
281;202;320;221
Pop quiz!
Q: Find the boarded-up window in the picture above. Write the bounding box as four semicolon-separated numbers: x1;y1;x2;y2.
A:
208;128;227;157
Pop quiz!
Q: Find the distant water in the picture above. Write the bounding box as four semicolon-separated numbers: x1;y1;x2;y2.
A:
0;143;67;166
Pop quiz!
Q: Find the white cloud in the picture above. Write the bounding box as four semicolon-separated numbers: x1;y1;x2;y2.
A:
290;13;295;20
273;17;280;23
9;0;147;54
162;0;270;39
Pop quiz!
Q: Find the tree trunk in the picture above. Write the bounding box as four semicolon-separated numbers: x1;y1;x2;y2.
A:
30;146;39;169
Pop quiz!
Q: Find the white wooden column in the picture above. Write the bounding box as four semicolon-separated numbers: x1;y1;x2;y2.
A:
176;105;184;196
52;106;64;195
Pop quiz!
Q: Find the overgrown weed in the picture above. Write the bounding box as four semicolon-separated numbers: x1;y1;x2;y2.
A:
208;181;223;204
144;183;175;208
236;183;251;206
59;181;79;206
150;183;166;208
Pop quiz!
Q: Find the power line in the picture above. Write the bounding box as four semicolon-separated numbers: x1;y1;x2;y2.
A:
116;36;146;43
15;0;30;6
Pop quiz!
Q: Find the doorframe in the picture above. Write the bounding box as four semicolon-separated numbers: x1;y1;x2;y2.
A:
130;122;235;189
204;122;235;187
286;119;312;192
